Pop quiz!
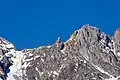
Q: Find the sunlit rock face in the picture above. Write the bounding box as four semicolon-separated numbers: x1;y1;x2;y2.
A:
1;25;120;80
114;29;120;57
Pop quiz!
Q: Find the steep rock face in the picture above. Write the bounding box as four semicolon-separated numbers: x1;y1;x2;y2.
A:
114;29;120;58
1;25;120;80
0;38;15;80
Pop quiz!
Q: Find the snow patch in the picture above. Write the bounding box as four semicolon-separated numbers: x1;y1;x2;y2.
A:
105;76;120;80
41;58;44;62
34;55;40;59
117;52;120;57
63;58;67;61
83;60;86;64
43;53;45;56
91;64;119;80
53;71;59;75
28;53;33;57
101;39;105;43
22;62;31;69
61;49;65;54
7;51;24;80
46;46;51;48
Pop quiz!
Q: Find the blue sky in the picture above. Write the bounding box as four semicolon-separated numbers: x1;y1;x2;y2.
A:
0;0;120;49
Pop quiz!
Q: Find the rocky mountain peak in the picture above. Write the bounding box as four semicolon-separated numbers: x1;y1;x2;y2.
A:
1;25;120;80
0;37;15;50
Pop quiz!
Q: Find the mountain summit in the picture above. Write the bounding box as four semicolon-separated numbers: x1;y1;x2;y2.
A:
0;25;120;80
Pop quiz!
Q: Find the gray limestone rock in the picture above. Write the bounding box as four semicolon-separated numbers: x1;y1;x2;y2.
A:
1;25;120;80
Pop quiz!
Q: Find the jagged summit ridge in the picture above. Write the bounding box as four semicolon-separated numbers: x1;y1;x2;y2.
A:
0;25;120;80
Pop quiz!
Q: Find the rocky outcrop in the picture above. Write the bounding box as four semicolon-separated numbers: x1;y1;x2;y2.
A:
0;38;15;80
1;25;120;80
114;29;120;58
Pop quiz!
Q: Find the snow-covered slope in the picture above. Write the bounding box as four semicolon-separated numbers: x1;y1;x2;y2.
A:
7;51;23;80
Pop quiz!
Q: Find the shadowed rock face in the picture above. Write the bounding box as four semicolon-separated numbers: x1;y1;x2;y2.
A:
1;25;120;80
